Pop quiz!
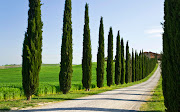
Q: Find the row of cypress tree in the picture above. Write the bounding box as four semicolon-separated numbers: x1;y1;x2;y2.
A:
162;0;180;111
133;50;157;82
97;25;157;87
22;0;157;100
104;31;157;87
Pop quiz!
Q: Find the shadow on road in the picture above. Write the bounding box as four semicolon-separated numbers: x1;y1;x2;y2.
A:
6;107;162;112
33;97;73;100
71;98;149;102
96;93;152;96
32;97;162;103
112;89;152;92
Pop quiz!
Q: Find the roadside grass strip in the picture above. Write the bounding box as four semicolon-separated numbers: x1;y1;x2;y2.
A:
140;77;166;111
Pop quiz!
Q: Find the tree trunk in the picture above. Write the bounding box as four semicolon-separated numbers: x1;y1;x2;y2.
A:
63;91;68;94
27;95;31;101
86;88;90;91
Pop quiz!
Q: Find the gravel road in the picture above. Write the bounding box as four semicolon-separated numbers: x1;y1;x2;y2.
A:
17;65;161;112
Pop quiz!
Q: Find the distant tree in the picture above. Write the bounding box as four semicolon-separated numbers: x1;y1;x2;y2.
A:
139;51;142;80
59;0;73;94
129;53;132;82
120;38;125;84
142;50;144;79
125;41;130;83
106;27;113;87
22;0;43;101
143;53;147;78
82;3;92;91
146;57;149;76
135;51;138;81
132;49;135;82
115;31;121;85
96;17;105;88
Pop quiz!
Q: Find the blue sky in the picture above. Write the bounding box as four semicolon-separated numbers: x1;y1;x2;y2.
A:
0;0;164;66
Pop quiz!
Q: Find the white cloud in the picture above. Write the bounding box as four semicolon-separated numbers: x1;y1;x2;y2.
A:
145;27;163;38
145;28;163;34
145;29;163;34
149;34;162;38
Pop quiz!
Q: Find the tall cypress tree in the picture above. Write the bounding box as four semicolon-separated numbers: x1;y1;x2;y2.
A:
143;53;147;78
59;0;73;94
120;38;125;84
129;53;132;82
115;31;121;85
107;27;113;87
135;51;138;81
125;41;129;83
96;17;104;88
139;51;142;80
143;51;147;78
22;0;43;101
162;0;180;111
132;49;135;82
142;50;144;79
162;0;169;109
82;3;92;91
146;57;149;76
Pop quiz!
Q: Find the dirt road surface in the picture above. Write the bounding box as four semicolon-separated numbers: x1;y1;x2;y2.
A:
16;65;161;112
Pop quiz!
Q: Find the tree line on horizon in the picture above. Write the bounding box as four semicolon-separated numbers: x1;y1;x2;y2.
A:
22;0;157;101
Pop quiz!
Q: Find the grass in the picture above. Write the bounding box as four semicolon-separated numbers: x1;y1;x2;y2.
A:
140;77;166;111
0;63;102;102
0;64;158;110
0;63;106;87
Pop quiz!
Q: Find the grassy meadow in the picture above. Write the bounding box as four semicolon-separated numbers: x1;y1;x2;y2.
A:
0;63;158;110
0;63;109;101
0;63;108;87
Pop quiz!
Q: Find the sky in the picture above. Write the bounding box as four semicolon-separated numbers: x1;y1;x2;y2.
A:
0;0;164;66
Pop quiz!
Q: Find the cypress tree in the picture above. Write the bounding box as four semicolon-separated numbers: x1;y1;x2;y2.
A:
162;0;180;111
143;52;146;78
146;56;148;77
135;51;138;81
142;50;144;79
115;31;121;85
146;56;149;77
132;49;135;82
128;53;132;82
22;0;43;101
96;17;104;88
139;51;142;80
162;0;171;110
125;41;129;83
120;38;125;84
59;0;73;94
82;3;92;91
129;53;132;82
134;51;136;81
146;57;149;76
106;27;113;87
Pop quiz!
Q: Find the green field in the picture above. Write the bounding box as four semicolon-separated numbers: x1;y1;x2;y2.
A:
0;63;110;100
0;62;157;101
0;63;158;110
0;63;108;87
